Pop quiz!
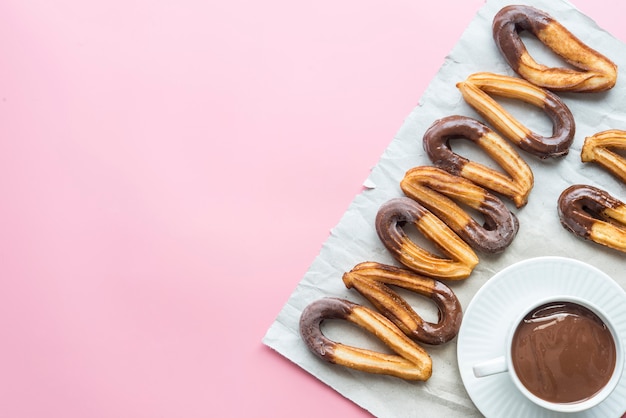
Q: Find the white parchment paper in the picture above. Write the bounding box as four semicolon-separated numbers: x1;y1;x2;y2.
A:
263;0;626;416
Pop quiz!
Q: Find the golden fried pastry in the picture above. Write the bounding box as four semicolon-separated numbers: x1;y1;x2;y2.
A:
558;184;626;253
299;297;432;380
582;130;626;183
422;115;533;207
400;166;519;253
493;5;617;92
457;72;575;159
375;197;478;280
342;262;462;345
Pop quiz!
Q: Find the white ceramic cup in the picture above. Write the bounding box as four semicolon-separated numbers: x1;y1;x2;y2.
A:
472;295;624;413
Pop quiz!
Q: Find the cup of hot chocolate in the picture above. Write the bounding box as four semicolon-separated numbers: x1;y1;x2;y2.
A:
472;295;623;413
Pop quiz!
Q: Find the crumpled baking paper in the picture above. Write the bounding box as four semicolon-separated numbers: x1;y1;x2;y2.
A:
263;0;626;416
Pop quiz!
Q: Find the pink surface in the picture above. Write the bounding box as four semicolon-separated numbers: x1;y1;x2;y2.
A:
1;1;623;417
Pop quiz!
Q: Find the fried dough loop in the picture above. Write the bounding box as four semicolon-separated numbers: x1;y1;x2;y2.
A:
422;115;534;208
400;166;519;253
342;262;462;345
582;130;626;183
375;197;479;280
457;72;575;159
299;297;433;381
493;5;617;92
558;184;626;253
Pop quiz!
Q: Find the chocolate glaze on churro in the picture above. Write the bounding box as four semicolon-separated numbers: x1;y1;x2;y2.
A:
493;5;617;92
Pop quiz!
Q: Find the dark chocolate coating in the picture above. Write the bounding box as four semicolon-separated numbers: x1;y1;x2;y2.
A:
464;193;519;253
492;5;617;93
375;197;432;260
299;297;355;363
425;110;572;164
528;89;575;158
343;262;462;345
402;166;519;253
558;184;622;239
403;277;462;344
455;82;574;158
492;5;551;75
422;116;488;175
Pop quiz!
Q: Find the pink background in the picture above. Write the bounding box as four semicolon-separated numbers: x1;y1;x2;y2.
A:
1;0;623;417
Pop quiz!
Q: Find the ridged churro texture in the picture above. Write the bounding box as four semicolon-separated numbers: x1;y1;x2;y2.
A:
558;185;626;253
375;197;479;280
401;166;519;253
582;130;626;184
493;5;617;92
299;297;433;380
456;72;575;159
422;115;533;207
342;262;462;345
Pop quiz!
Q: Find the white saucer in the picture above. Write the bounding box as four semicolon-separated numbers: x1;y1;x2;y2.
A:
457;256;626;418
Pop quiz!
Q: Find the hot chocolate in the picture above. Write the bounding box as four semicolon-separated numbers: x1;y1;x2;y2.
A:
511;301;616;403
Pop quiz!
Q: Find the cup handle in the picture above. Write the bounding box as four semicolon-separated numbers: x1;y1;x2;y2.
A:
472;356;507;378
